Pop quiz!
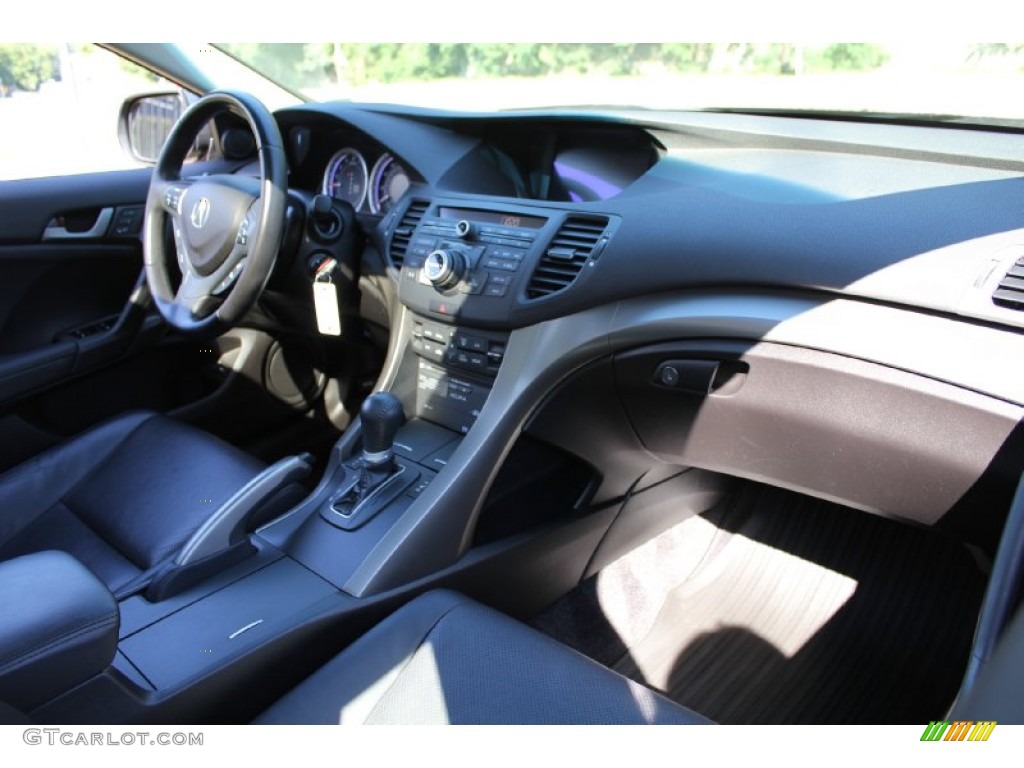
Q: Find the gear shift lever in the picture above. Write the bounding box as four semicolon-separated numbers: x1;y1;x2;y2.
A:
325;392;416;529
360;392;405;470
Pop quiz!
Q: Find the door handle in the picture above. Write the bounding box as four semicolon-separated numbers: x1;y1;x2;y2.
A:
42;207;114;241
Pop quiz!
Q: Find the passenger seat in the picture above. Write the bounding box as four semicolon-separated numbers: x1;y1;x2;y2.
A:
256;590;709;725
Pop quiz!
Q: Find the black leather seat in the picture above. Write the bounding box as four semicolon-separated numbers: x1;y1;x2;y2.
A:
0;411;266;596
256;590;710;725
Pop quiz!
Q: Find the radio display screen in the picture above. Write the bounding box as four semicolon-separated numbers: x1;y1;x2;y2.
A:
438;207;546;230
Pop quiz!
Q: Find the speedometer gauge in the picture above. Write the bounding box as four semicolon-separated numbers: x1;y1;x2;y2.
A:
322;148;368;210
369;154;411;215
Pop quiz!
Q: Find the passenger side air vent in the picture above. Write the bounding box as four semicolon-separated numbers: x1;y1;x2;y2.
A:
526;216;609;299
388;199;429;268
992;258;1024;310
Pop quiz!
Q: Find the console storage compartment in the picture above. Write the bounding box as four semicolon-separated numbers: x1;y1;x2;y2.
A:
119;558;336;690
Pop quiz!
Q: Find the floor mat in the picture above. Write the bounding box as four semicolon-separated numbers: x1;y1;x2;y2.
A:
531;482;987;724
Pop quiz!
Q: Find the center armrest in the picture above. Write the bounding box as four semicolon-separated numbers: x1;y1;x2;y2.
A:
0;550;119;711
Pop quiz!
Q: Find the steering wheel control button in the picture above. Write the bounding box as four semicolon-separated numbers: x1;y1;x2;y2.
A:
653;360;721;395
214;259;247;295
164;186;186;214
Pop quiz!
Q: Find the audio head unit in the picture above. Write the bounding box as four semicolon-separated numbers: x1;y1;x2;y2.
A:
393;203;550;326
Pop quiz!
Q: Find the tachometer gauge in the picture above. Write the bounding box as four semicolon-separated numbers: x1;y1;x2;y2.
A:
322;148;368;210
369;153;411;215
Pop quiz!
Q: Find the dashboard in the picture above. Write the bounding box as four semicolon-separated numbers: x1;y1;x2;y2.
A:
263;100;1024;575
274;102;1024;344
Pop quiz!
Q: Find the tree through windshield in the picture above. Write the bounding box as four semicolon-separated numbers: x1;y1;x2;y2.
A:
217;43;1024;123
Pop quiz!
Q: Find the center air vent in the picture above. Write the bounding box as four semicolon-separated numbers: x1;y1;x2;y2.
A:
526;216;609;299
388;200;429;268
992;258;1024;310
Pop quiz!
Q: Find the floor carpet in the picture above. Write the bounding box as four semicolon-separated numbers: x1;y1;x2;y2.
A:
531;482;986;724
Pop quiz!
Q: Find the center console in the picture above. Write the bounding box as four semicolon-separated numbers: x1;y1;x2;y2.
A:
28;196;612;725
410;316;506;434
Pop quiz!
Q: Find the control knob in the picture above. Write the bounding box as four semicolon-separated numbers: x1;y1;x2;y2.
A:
423;249;466;290
454;219;474;239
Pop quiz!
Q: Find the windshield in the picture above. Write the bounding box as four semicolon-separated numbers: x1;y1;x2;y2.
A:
216;43;1024;125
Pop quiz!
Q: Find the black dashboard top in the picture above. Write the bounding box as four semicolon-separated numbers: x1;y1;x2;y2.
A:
273;101;1024;333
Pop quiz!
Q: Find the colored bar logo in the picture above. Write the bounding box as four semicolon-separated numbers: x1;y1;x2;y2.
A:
920;721;997;741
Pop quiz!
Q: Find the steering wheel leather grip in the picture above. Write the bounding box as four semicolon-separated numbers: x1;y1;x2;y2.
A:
143;90;287;337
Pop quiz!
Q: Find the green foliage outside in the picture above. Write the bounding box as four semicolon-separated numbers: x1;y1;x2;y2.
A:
0;44;60;93
807;44;889;72
219;43;895;91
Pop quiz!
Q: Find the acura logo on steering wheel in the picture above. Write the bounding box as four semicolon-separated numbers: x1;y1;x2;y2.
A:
190;197;212;229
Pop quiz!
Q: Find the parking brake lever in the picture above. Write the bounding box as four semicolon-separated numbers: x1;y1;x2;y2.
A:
142;453;314;602
174;453;314;566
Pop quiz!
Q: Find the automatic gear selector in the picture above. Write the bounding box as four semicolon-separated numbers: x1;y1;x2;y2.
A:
359;392;405;469
322;392;416;530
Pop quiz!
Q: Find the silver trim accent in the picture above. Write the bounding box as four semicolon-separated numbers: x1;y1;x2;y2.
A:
228;619;264;640
424;250;448;282
329;464;408;521
256;425;365;534
368;153;409;215
175;455;310;566
42;207;114;241
190;196;211;229
361;448;393;467
321;147;369;212
346;289;1024;595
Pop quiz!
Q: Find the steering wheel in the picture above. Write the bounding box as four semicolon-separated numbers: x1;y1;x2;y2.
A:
143;90;287;337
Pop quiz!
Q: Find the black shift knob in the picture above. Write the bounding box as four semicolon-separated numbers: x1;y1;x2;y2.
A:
360;392;405;466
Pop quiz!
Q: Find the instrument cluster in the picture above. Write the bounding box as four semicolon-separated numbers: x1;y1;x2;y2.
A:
321;147;411;215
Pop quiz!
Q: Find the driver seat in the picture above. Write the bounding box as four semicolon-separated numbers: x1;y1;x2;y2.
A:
0;410;289;597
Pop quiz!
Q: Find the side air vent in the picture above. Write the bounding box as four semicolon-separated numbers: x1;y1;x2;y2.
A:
992;258;1024;310
388;199;429;267
526;216;609;299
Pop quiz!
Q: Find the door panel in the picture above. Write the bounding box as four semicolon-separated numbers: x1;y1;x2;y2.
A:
0;170;152;410
0;244;139;353
0;168;220;465
0;169;152;241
